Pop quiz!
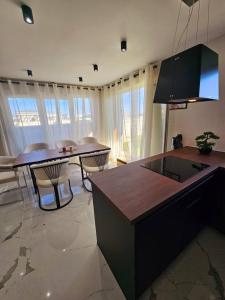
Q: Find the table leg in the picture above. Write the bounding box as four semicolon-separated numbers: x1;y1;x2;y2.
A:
30;166;38;194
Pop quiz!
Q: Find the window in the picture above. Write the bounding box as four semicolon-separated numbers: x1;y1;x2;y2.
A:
121;87;144;159
45;99;57;125
44;99;57;125
74;98;92;121
58;99;71;124
8;98;40;127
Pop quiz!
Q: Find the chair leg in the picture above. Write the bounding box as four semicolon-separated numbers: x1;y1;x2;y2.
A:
68;179;73;198
79;157;85;183
17;177;24;201
29;167;37;194
37;182;73;211
23;167;28;188
36;186;42;209
53;184;61;209
82;172;92;193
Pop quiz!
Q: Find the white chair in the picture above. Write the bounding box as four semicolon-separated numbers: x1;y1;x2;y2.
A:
79;137;98;145
24;143;49;153
24;143;50;183
55;140;79;166
0;156;24;205
79;150;110;192
30;159;73;211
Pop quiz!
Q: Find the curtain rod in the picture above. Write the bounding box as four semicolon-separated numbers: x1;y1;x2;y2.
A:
0;78;102;91
106;63;158;89
0;63;158;91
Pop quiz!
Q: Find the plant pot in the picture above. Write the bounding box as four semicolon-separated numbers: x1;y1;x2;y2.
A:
198;147;212;155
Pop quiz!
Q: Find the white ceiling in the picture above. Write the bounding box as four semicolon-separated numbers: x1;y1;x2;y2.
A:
0;0;225;86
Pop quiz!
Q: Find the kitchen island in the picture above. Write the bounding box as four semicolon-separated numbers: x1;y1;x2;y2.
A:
89;147;225;300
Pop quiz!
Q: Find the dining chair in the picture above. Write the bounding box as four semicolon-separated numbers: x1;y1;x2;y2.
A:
79;137;98;144
30;159;73;211
24;143;49;153
24;143;50;184
0;156;24;205
79;150;110;192
55;139;79;166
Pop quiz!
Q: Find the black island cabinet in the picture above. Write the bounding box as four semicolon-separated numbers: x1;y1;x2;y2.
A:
92;172;218;300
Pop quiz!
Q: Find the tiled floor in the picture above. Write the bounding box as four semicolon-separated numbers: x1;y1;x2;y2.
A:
0;166;225;300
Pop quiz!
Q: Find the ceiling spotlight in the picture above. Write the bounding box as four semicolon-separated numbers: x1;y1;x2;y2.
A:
121;39;127;52
21;4;34;24
79;77;83;82
93;64;98;72
27;69;33;77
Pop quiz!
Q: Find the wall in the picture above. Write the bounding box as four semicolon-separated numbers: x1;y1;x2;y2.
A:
168;34;225;152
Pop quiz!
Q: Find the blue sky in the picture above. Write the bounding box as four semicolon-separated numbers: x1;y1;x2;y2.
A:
8;90;144;117
8;97;92;116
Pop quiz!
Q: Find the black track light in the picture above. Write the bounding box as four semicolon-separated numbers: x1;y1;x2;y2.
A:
79;77;83;82
93;64;98;72
27;69;32;77
121;39;127;52
21;4;34;24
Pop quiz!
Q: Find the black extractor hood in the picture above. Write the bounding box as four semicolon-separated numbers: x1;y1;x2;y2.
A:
154;44;219;104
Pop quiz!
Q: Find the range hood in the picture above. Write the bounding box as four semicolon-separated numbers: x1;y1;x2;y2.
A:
154;44;219;104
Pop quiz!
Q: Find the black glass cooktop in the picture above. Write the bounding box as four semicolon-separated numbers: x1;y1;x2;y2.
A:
141;156;209;183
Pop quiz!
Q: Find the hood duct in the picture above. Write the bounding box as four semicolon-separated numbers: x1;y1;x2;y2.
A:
154;44;219;104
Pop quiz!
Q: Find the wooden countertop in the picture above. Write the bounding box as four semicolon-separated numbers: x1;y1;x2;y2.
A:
89;147;225;224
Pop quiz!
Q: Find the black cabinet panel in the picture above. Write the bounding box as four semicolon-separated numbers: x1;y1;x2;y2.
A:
135;175;214;297
136;198;185;296
92;185;136;300
209;168;225;233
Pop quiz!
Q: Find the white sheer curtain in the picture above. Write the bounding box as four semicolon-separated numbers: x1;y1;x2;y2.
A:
101;65;166;161
0;81;101;155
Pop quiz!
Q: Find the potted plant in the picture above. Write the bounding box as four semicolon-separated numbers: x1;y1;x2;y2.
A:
195;131;220;154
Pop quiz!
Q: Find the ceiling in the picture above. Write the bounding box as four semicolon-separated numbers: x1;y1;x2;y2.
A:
0;0;225;86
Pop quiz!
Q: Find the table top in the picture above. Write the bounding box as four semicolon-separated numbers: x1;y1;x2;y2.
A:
89;147;225;224
14;143;110;167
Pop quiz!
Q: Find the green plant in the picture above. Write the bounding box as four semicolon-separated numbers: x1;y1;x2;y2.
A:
195;131;220;154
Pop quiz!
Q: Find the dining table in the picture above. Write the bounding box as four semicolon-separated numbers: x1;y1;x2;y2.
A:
14;143;111;191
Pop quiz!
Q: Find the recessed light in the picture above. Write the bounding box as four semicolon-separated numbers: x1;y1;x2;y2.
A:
21;4;34;24
121;39;127;52
93;64;98;72
27;69;33;77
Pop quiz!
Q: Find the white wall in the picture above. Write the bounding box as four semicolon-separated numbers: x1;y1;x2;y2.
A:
168;34;225;152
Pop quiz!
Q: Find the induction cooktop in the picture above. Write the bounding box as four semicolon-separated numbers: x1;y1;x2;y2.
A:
141;156;209;182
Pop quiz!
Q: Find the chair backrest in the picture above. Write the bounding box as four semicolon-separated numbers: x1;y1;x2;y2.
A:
0;156;17;172
55;139;77;149
0;156;16;165
80;137;98;145
80;150;110;170
30;159;69;182
24;143;49;153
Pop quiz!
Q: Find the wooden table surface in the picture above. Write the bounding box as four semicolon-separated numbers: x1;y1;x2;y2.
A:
89;147;225;224
14;143;110;168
